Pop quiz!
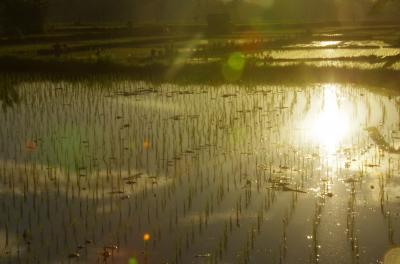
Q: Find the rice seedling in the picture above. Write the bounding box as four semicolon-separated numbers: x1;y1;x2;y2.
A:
0;75;398;263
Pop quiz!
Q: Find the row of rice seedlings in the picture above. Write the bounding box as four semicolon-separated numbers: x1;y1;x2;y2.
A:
0;76;399;263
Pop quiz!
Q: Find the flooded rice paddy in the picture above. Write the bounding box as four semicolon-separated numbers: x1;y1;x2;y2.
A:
185;38;400;71
284;40;391;49
257;48;400;61
0;78;400;264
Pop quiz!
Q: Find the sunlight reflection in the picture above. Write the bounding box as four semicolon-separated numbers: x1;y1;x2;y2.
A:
309;84;349;153
316;40;341;47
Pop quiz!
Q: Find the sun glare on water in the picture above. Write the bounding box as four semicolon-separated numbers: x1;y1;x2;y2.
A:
316;40;341;47
309;84;349;153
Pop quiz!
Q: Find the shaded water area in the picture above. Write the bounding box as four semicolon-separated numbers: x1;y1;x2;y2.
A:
0;76;400;264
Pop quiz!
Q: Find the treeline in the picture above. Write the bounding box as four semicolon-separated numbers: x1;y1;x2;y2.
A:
47;0;200;23
1;0;399;36
46;0;400;24
0;0;46;34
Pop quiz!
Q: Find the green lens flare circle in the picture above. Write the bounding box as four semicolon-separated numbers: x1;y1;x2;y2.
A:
222;52;246;81
227;52;245;71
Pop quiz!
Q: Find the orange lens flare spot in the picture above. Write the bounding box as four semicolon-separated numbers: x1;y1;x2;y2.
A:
25;140;37;151
143;140;150;150
143;233;150;241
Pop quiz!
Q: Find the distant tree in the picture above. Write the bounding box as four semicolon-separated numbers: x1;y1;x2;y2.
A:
369;0;400;17
158;0;166;22
1;0;46;35
369;0;389;13
232;0;242;22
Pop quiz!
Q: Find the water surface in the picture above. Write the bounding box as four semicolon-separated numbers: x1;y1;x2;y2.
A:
0;79;399;264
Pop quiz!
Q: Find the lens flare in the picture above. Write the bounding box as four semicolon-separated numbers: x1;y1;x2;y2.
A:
129;257;138;264
143;140;150;150
222;52;246;81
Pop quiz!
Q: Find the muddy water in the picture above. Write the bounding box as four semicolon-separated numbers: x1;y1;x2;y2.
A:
0;79;399;264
